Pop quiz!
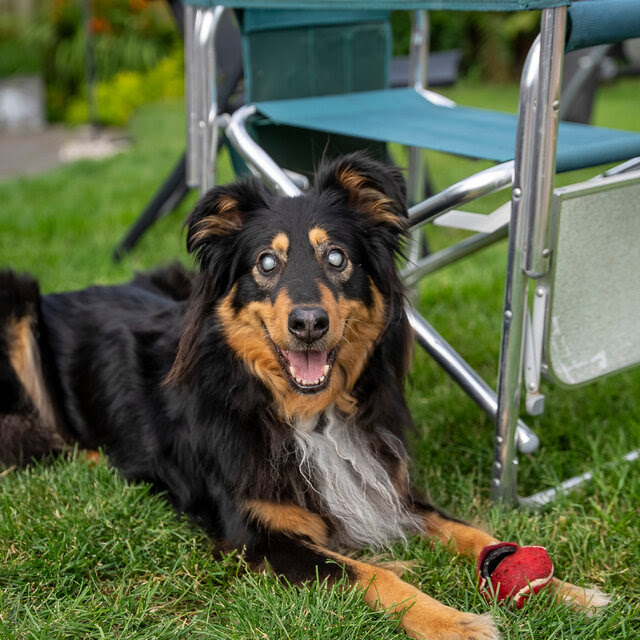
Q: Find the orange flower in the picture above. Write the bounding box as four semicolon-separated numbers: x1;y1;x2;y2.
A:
89;16;112;35
129;0;149;12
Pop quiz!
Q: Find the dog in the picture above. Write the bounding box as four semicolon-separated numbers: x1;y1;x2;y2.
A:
0;153;607;639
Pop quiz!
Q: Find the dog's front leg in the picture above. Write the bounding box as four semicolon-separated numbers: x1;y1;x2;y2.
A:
243;500;498;640
416;503;609;614
418;503;498;557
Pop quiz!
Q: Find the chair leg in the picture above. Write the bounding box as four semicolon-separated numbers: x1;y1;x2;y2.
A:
113;153;189;261
492;234;530;504
492;7;567;505
407;306;539;455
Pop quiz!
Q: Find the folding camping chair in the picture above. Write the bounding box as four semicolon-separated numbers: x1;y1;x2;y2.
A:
184;0;640;506
113;4;244;260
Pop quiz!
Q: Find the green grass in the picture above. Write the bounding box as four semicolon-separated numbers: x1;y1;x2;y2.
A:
1;79;640;639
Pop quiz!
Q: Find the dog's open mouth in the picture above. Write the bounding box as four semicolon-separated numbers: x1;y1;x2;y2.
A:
277;347;337;393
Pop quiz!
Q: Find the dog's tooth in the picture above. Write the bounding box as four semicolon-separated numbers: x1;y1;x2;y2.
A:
323;365;330;376
313;379;319;385
295;377;302;384
319;375;325;383
289;366;296;377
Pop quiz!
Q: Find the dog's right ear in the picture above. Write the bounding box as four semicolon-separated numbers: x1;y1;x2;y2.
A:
185;179;271;266
167;179;271;388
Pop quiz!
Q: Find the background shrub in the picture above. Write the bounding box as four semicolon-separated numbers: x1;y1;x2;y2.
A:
64;47;184;126
391;10;540;81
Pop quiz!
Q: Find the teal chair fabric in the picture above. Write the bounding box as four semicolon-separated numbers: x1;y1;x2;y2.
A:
182;1;569;11
253;88;640;173
235;9;393;175
229;0;640;175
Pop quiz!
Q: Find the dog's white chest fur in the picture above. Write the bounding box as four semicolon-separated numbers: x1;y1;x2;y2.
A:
292;408;420;548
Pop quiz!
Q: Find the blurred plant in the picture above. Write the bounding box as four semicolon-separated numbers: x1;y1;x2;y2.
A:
65;48;184;126
391;10;540;81
0;14;50;77
42;0;180;121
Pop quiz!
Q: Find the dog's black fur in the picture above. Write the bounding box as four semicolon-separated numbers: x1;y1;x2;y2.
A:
0;153;603;639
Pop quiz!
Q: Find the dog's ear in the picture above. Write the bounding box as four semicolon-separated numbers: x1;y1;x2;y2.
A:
314;153;409;231
185;179;271;262
167;180;271;388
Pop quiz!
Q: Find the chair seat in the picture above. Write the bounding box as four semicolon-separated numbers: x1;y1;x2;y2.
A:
254;87;640;172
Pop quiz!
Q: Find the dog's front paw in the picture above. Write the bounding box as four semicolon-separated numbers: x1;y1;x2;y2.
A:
401;599;499;640
550;578;611;615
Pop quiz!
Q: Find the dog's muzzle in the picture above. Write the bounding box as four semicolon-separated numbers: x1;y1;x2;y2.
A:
273;306;336;393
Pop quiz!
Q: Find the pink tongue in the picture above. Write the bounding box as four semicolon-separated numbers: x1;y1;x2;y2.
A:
285;350;328;381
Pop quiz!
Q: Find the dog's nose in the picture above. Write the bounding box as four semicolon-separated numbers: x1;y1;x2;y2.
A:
288;307;329;344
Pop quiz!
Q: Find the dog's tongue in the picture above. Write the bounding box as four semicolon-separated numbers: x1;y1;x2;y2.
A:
284;350;328;383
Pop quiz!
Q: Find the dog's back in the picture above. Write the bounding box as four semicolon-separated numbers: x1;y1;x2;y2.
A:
0;271;68;464
0;265;191;466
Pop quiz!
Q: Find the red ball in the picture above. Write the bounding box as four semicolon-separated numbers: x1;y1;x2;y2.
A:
477;542;554;608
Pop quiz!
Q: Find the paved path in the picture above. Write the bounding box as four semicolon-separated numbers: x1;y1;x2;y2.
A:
0;126;128;180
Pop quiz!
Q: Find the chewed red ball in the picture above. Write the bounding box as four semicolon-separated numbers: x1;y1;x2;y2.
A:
477;542;554;608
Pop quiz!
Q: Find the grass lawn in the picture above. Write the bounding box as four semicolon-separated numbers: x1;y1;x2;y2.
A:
1;79;639;639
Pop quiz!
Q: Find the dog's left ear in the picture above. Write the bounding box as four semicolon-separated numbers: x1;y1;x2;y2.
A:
314;153;409;231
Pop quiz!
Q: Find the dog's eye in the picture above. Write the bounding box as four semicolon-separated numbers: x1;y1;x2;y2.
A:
327;249;347;270
258;253;278;274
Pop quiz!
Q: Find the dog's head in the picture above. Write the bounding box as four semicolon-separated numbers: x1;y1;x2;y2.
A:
169;153;410;421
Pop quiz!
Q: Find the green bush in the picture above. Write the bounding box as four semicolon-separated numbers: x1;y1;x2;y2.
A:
0;15;46;77
43;0;180;122
391;10;540;81
65;47;184;127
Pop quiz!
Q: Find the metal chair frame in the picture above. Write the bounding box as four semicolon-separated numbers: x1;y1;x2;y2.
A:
184;1;640;506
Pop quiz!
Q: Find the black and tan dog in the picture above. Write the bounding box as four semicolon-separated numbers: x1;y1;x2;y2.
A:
0;154;606;639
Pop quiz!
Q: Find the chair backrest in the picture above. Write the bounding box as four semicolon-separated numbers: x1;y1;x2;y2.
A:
237;9;392;174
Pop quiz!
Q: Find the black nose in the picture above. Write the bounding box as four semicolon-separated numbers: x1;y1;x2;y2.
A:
288;307;329;344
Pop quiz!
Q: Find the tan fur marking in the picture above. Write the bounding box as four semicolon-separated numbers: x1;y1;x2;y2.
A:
421;512;497;558
308;227;329;248
336;168;405;230
244;500;329;546
270;232;290;254
7;316;56;429
218;280;387;421
216;287;286;402
328;281;387;416
326;550;498;640
83;450;103;467
190;195;243;244
548;578;610;614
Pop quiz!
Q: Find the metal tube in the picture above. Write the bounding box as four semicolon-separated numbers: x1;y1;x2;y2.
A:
185;4;199;188
401;224;508;287
407;11;428;263
524;9;566;278
408;161;514;229
493;7;567;504
602;157;640;177
406;306;539;455
196;6;224;194
520;449;640;509
409;11;428;92
226;105;304;197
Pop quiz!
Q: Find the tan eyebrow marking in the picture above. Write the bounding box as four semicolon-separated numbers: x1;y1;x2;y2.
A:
270;232;289;254
308;227;329;248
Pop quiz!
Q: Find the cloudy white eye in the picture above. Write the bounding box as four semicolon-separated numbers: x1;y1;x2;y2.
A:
258;252;278;274
327;248;347;270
